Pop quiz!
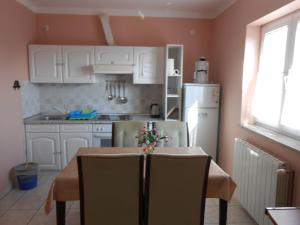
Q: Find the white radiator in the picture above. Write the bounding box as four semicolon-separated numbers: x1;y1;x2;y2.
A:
233;138;293;225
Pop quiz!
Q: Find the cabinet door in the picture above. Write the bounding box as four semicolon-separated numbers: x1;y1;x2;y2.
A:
95;46;134;65
62;46;95;83
28;45;63;83
26;133;61;170
133;47;165;84
60;133;92;168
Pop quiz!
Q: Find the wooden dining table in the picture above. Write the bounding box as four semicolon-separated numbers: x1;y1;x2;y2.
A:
45;147;236;225
265;207;300;225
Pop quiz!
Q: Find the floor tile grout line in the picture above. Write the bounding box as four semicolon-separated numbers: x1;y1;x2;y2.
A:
0;191;10;201
25;187;49;224
26;207;40;225
2;190;27;211
0;208;8;218
0;188;25;201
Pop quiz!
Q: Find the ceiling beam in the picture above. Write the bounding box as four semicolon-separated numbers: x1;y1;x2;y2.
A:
99;15;115;46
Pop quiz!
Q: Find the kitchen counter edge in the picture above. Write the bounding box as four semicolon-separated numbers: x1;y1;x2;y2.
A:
23;114;164;124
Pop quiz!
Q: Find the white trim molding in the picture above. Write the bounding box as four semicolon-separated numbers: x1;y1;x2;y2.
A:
31;7;214;19
214;0;237;17
16;0;237;19
16;0;38;12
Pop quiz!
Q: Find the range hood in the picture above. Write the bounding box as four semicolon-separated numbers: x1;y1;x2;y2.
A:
93;64;134;74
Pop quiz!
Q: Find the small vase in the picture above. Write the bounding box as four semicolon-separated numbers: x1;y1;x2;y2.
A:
143;143;155;154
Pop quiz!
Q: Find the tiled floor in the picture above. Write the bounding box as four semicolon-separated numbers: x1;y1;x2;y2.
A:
0;172;258;225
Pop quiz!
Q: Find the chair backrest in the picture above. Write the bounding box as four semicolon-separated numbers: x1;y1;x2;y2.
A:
77;154;144;225
155;121;189;147
113;121;146;147
144;154;211;225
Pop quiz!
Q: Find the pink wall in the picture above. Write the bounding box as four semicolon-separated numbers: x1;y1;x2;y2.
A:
35;14;213;82
0;1;36;192
211;0;300;204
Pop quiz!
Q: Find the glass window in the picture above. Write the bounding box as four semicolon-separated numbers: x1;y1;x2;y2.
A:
281;21;300;132
251;12;300;139
252;25;288;126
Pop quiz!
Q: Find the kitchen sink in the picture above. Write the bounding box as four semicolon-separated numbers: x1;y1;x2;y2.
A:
38;115;68;120
95;114;131;121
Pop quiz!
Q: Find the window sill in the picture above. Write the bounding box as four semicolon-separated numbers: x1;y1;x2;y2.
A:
241;123;300;153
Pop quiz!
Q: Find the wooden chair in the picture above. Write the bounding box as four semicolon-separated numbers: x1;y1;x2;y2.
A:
77;154;144;225
112;121;146;147
144;154;211;225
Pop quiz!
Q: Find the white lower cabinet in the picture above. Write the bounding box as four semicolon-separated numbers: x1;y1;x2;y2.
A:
60;133;92;168
25;124;93;170
26;132;61;170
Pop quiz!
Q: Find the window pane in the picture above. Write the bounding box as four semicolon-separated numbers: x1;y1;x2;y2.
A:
281;21;300;131
252;25;288;126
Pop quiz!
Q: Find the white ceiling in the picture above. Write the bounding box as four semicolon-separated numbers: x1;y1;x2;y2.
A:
17;0;236;18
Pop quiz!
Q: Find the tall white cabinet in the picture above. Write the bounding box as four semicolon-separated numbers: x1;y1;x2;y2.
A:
163;45;184;120
133;47;164;84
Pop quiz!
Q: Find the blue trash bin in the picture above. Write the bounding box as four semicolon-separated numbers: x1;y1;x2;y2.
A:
15;163;39;190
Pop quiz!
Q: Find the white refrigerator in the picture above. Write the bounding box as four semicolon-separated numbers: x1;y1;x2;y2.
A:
183;83;220;161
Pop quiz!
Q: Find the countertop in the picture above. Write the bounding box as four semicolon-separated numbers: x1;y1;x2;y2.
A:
23;113;164;124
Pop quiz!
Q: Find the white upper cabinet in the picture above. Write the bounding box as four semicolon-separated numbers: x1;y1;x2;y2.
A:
133;47;165;84
62;46;95;83
29;45;63;83
95;46;134;65
29;45;165;84
29;45;95;83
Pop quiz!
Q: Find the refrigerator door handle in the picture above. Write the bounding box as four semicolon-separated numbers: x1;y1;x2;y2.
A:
199;112;208;117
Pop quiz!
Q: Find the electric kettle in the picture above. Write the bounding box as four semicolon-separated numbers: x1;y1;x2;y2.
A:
150;104;160;118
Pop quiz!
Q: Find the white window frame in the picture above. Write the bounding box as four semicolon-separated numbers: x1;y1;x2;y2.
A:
253;10;300;140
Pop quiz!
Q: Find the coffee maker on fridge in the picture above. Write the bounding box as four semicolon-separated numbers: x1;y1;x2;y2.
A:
194;57;209;83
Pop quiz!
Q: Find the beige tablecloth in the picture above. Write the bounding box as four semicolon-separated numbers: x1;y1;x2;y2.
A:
45;147;236;214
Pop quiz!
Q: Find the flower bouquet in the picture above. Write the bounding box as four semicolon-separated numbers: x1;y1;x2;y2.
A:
138;122;168;154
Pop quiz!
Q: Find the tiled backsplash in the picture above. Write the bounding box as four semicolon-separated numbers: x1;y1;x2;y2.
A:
21;76;163;118
21;81;40;118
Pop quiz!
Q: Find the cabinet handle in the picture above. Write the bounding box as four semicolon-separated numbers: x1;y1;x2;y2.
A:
199;112;208;117
54;151;61;154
